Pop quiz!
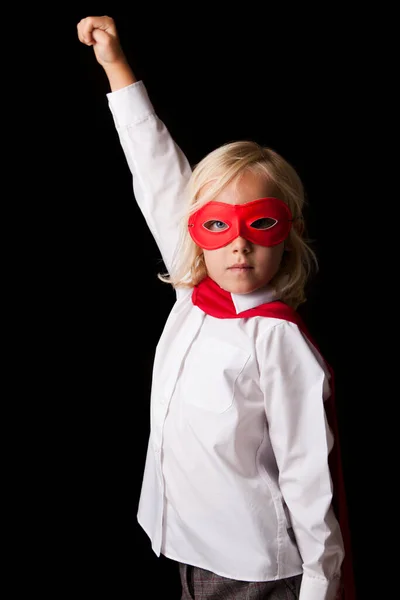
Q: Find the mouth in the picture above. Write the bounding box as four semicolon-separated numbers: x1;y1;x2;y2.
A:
227;264;253;270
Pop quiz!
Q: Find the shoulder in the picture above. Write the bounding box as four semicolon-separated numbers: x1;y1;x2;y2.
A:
253;301;317;354
256;316;305;343
256;316;330;378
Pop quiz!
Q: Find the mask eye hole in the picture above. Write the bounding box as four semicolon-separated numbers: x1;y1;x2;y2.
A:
202;220;229;232
250;217;277;230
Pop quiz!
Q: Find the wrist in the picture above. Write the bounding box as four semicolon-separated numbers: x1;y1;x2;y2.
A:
102;58;137;91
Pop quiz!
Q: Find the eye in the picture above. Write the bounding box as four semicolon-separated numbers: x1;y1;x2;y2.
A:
250;217;277;230
202;220;229;232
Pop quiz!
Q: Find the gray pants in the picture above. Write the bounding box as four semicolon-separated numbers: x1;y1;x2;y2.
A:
179;563;302;599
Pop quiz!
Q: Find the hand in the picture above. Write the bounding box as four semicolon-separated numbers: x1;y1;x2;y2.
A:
77;15;126;67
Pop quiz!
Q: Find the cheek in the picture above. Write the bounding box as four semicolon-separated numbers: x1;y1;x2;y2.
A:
257;244;285;269
203;249;224;273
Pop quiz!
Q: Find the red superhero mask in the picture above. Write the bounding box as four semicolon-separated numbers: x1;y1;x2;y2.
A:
188;197;293;250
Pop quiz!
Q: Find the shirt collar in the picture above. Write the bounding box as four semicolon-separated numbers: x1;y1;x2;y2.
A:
231;285;280;314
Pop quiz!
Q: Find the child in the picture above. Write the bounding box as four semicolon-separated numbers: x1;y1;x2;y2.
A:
77;16;356;600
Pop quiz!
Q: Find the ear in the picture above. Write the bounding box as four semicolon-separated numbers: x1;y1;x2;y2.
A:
285;218;304;252
293;217;304;236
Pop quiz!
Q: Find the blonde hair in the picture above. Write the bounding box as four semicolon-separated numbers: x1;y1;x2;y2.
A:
159;140;318;309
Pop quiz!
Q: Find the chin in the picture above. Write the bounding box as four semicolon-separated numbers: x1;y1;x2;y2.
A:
220;281;261;295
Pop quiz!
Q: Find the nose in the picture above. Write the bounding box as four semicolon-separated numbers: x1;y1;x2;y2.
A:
231;235;251;253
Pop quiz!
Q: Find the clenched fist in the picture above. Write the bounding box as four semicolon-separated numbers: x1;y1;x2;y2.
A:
77;15;136;91
77;15;125;67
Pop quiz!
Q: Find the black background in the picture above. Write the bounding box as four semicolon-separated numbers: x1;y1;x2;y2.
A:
20;7;394;599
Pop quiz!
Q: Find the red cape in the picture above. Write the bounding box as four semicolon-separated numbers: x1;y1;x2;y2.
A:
192;277;356;600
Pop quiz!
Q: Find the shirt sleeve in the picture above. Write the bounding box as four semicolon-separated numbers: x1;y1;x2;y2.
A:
106;81;193;273
258;320;345;600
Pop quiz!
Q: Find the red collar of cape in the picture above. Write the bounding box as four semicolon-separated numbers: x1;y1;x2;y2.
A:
192;276;356;600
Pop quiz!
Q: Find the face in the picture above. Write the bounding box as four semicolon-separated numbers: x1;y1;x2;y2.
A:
197;172;286;295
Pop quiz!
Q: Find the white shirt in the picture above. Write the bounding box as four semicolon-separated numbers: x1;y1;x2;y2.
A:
107;81;345;600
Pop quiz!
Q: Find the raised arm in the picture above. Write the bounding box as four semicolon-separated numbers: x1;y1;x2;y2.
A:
77;16;193;273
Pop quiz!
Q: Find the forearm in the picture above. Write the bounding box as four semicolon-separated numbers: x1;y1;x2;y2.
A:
102;58;137;92
107;82;193;271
